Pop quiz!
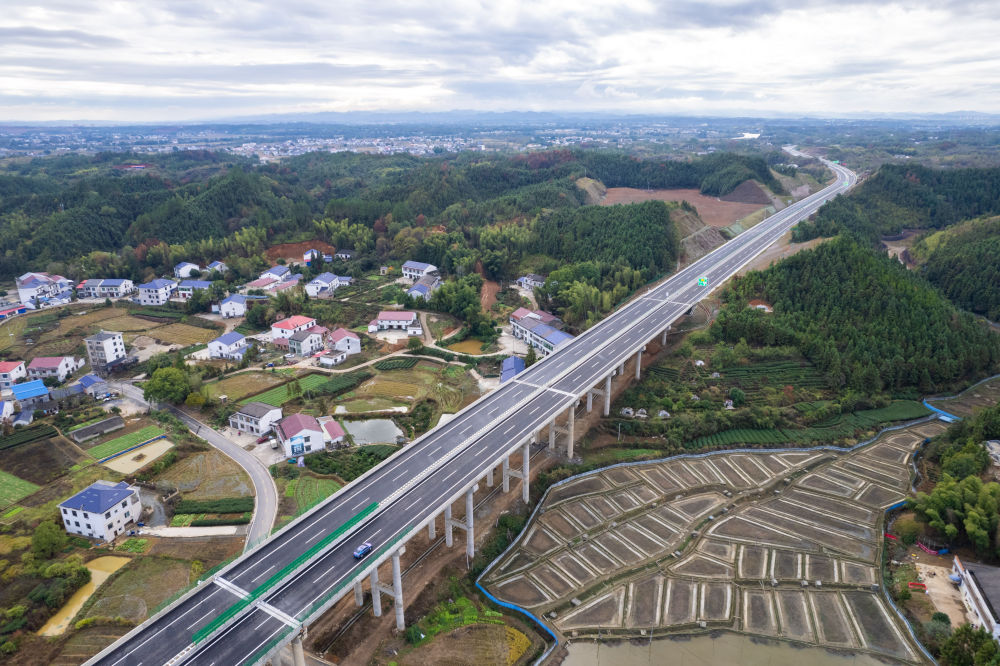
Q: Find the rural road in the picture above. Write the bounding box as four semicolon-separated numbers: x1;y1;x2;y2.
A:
114;382;279;549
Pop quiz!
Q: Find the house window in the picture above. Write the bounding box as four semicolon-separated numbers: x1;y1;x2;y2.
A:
72;510;78;517
74;521;80;527
105;511;111;519
86;524;91;529
107;523;112;530
62;508;67;514
121;501;127;508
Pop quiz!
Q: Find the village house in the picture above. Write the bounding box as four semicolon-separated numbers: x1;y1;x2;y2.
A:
244;275;279;291
367;311;422;336
77;374;109;397
16;272;73;306
406;274;440;301
288;326;327;356
321;419;346;447
12;379;49;407
515;274;546;290
176;279;212;300
0;361;26;391
509;307;573;357
328;328;361;355
59;480;140;542
136;279;177;306
208;332;248;360
275;413;326;457
271;315;317;340
500;356;526;383
318;350;348;367
84;331;127;375
207;261;228;274
0;400;13;422
173;262;201;279
228;401;282;436
334;249;353;260
77;278;135;299
954;556;1000;639
401;260;438;281
0;305;27;321
219;294;267;318
260;265;290;281
304;272;350;298
303;248;320;262
27;356;83;383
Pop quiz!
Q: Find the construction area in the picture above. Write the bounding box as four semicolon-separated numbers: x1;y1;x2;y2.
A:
483;419;949;664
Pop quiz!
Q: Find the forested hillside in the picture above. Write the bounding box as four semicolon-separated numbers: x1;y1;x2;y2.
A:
792;163;1000;242
911;216;1000;321
0;149;776;285
714;236;1000;394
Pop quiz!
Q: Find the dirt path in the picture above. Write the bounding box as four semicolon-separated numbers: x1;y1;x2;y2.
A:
480;278;499;310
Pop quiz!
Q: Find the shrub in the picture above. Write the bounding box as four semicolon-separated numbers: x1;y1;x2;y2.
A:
174;497;254;514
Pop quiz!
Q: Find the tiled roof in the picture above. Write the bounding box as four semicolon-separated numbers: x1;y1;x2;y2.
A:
12;380;49;400
402;260;434;271
78;374;105;388
376;311;417;322
328;327;359;341
0;361;23;373
277;413;321;439
212;332;245;346
238;401;280;419
178;280;212;289
59;480;134;513
28;356;68;369
273;315;316;330
323;420;345;440
139;279;175;290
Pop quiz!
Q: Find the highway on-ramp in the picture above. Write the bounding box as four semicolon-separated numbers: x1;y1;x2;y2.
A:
89;158;855;666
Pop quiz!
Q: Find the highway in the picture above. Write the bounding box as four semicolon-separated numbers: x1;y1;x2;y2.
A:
88;157;855;666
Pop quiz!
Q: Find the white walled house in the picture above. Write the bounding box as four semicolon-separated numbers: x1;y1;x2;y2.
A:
207;261;228;274
77;278;135;299
954;556;1000;639
401;261;437;281
367;311;422;336
271;315;317;340
16;272;72;305
275;413;325;457
27;356;82;383
59;480;140;542
136;279;177;306
173;262;200;279
0;361;26;391
85;331;127;374
260;265;290;281
509;307;574;357
515;274;546;290
406;274;440;301
288;326;327;356
228;401;282;436
305;273;348;298
219;294;267;318
328;328;361;355
176;280;212;300
208;332;248;360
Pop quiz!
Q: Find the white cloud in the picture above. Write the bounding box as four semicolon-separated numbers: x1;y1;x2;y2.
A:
0;0;997;121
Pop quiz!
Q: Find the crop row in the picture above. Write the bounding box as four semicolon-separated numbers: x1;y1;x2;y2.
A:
374;357;419;371
174;497;255;514
0;424;57;451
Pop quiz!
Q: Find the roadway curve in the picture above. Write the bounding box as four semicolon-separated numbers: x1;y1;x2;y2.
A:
89;157;855;666
115;382;279;548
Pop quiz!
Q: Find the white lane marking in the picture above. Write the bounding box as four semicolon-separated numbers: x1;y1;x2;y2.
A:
304;531;324;544
187;610;214;630
251;564;277;582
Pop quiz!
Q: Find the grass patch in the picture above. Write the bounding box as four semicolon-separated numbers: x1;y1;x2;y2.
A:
88;426;165;460
153;323;217;346
241;372;371;406
83;556;193;624
3;506;25;519
292;475;341;513
116;538;149;553
206;371;287;401
174;497;254;514
373;357;419;371
0;470;40;506
304;445;399;481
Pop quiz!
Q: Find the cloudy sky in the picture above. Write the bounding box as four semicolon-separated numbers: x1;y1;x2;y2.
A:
1;0;999;122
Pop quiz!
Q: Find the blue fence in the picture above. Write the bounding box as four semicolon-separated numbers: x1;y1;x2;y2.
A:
922;400;961;422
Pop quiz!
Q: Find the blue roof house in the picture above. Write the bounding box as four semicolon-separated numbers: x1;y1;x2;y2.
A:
59;480;140;541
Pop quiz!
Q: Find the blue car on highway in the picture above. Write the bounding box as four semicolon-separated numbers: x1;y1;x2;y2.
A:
353;541;373;559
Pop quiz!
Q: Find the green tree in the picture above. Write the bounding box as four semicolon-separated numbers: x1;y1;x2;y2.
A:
729;388;746;407
524;345;538;367
407;337;424;353
32;521;67;560
143;367;191;404
939;623;998;665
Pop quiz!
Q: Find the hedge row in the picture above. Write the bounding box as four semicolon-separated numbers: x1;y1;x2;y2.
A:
174;497;254;514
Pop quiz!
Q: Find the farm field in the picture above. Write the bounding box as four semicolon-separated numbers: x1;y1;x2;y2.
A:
87;425;165;460
206;371;287;401
83;556;194;624
152;322;217;346
102;439;174;474
352;365;478;413
242;372;372;406
0;434;88;486
0;469;39;507
284;473;342;516
927;376;1000;418
156;449;252;500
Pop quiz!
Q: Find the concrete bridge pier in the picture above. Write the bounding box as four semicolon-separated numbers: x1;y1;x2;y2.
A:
291;633;306;666
370;568;382;617
444;505;453;547
503;440;530;503
354;581;364;606
661;326;670;345
635;348;643;379
445;486;478;558
391;549;405;631
502;456;510;493
485;466;494;487
604;374;612;416
427;512;436;539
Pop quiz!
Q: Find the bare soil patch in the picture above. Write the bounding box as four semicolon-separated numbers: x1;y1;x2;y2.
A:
720;180;771;204
0;435;86;486
600;187;764;228
265;240;337;262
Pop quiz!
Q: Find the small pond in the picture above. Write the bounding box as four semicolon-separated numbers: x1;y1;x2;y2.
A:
445;339;486;355
343;419;404;444
37;556;131;636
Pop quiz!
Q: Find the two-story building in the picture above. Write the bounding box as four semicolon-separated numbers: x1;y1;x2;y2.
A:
406;274;441;301
401;260;438;282
219;294;267;318
509;308;573;357
208;332;248;360
275;413;326;457
27;356;82;383
367;311;422;336
305;273;350;298
329;328;361;355
59;480;140;542
288;326;327;356
136;279;177;306
173;262;201;279
12;379;49;407
0;361;26;391
260;265;290;281
271;315;317;340
16;272;73;305
228;401;282;436
515;274;546;290
207;261;228;274
176;279;212;300
84;331;127;375
954;555;1000;639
